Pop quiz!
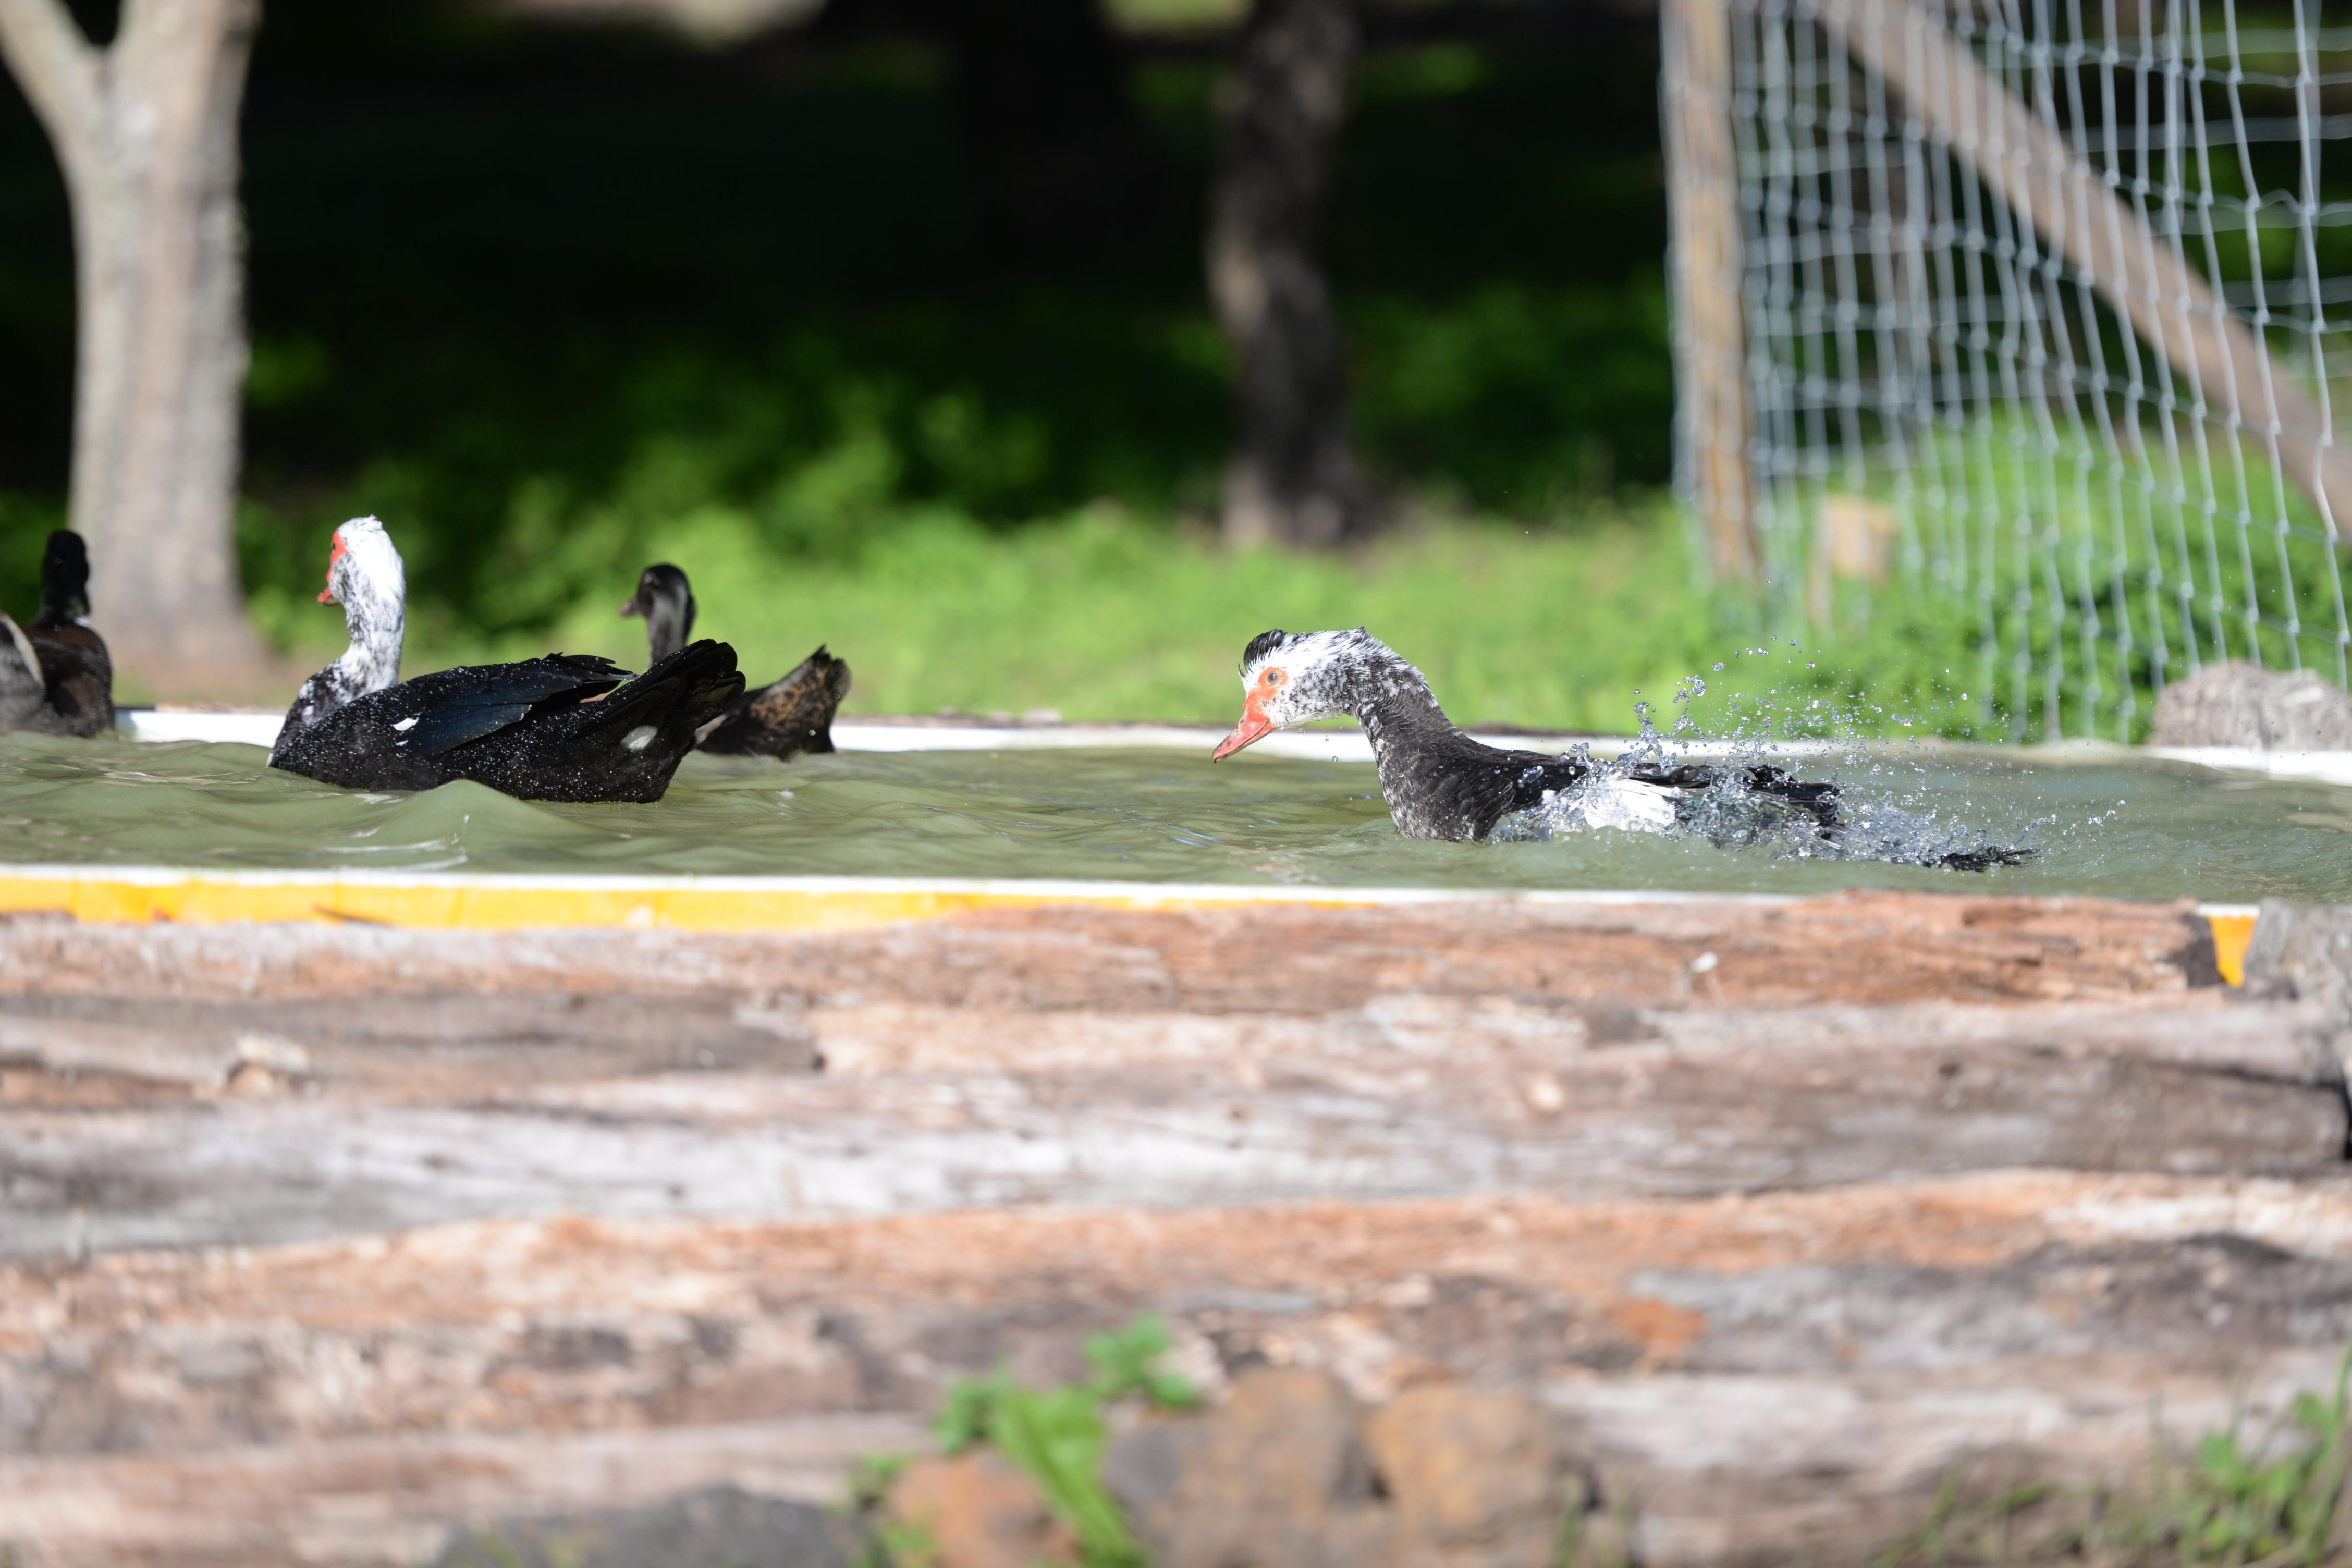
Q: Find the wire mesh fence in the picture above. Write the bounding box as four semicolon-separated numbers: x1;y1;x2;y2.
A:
1671;0;2352;738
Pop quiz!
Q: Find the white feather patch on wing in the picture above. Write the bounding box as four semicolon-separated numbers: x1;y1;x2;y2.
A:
1572;777;1682;834
622;725;658;752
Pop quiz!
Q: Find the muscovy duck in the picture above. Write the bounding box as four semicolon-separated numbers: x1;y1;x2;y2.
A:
0;530;112;738
1211;628;2030;870
621;562;850;759
270;518;744;803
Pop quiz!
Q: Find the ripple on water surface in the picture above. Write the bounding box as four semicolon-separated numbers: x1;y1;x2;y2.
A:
0;733;2345;902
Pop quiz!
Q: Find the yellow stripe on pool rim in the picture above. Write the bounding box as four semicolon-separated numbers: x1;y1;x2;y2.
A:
0;866;1747;934
0;865;2264;984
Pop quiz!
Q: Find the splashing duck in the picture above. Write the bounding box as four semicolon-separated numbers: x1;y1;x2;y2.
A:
0;530;113;738
270;518;744;802
622;562;850;760
1213;628;2029;869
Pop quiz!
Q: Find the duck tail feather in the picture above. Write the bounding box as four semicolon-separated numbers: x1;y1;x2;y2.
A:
1932;846;2036;873
601;639;745;738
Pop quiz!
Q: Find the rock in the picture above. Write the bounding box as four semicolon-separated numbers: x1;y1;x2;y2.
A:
1364;1384;1568;1568
2245;902;2352;1082
432;1484;848;1567
2148;662;2352;749
884;1449;1078;1568
1104;1366;1397;1568
2247;901;2352;1022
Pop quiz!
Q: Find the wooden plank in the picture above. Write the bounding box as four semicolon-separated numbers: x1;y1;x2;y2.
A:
1664;0;1759;577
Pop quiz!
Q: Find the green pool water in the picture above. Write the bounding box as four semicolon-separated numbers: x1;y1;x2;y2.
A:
0;733;2345;902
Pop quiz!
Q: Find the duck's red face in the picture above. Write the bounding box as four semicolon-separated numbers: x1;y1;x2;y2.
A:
1212;666;1287;761
317;531;348;604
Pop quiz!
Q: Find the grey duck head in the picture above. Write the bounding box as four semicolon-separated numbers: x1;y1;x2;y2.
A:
620;564;697;662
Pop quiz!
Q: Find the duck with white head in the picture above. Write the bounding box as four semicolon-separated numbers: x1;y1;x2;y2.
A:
1214;628;2030;869
283;516;406;737
271;518;746;803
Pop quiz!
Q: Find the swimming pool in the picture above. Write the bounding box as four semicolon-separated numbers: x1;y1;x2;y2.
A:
1;724;2345;903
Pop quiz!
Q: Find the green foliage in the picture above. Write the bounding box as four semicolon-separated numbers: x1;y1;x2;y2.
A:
4;484;2034;742
928;1316;1199;1568
1873;1351;2352;1568
1759;420;2352;743
438;1535;532;1568
0;8;1677;658
2160;1357;2352;1567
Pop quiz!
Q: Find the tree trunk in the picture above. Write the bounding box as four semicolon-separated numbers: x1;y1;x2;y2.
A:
1207;0;1375;548
0;0;270;697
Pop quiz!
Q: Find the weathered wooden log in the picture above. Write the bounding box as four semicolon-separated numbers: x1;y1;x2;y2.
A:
0;894;2336;1566
1;991;2339;1260
6;1177;2352;1565
0;893;2316;1260
0;890;2226;1007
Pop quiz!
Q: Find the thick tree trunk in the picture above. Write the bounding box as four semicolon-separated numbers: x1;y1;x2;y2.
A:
0;0;270;697
1207;0;1375;548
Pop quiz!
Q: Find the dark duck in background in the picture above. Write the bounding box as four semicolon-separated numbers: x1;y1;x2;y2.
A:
622;563;850;760
1213;629;2029;870
271;519;744;802
0;530;113;737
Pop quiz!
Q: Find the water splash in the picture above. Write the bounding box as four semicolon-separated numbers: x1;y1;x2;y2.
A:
1490;647;2065;871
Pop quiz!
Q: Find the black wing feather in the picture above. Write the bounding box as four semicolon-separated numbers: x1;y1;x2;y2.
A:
391;655;629;756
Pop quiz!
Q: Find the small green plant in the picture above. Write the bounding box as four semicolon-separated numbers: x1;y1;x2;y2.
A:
443;1535;533;1568
1551;1472;1639;1568
2155;1352;2352;1567
928;1316;1199;1568
1872;1463;2056;1568
1875;1351;2352;1568
842;1451;929;1568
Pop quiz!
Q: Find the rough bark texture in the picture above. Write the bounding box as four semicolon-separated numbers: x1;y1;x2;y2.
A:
1207;0;1374;548
0;892;2346;1565
0;0;271;696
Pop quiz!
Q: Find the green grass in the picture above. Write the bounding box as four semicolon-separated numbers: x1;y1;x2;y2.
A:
236;501;1981;740
0;484;2007;736
1869;1352;2352;1568
1763;419;2352;743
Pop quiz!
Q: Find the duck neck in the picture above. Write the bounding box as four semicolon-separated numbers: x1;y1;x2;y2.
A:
645;597;692;663
32;577;83;631
332;591;404;699
1348;660;1458;797
280;588;402;745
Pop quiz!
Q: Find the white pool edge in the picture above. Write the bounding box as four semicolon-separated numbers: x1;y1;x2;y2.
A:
109;707;2352;787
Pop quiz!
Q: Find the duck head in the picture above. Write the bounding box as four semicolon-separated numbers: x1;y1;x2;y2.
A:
620;564;696;662
38;530;89;620
315;516;406;695
1212;628;1438;760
